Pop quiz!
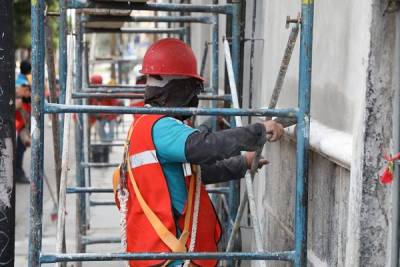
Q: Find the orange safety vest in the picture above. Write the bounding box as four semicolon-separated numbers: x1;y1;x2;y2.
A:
114;114;221;267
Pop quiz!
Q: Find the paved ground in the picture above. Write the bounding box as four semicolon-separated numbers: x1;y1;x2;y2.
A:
15;115;130;266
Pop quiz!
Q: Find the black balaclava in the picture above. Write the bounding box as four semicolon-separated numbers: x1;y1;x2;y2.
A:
145;77;203;120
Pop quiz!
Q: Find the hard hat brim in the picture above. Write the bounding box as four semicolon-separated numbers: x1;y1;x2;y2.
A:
139;70;205;82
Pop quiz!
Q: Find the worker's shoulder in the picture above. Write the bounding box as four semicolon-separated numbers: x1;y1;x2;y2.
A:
154;116;193;130
152;117;196;142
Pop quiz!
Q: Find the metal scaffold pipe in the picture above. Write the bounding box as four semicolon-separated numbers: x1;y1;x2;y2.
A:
81;87;214;94
81;162;119;168
88;84;144;88
66;187;230;195
74;15;86;264
270;25;299;110
44;103;298;118
40;251;296;263
294;1;314;266
71;92;232;101
84;86;145;93
84;27;187;34
83;15;215;24
28;0;46;263
81;236;121;245
68;2;234;15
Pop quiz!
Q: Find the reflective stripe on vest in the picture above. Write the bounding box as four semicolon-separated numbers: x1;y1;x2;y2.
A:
130;150;158;169
182;163;192;177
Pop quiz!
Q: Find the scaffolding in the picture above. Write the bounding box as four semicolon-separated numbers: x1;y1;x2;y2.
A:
28;0;314;266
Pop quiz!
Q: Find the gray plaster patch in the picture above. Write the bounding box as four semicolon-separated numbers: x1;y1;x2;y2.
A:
0;138;13;208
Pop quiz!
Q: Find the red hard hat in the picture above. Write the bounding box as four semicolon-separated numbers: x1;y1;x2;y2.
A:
141;38;203;81
90;74;103;85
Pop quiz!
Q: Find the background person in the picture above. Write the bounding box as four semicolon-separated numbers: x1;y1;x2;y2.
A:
15;60;32;183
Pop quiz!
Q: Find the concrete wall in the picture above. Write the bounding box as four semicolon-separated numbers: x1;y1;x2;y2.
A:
243;139;351;267
255;0;371;134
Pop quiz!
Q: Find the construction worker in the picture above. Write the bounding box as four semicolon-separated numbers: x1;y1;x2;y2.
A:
15;60;32;183
114;38;284;267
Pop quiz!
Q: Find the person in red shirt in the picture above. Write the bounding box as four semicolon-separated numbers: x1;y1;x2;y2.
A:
15;60;32;183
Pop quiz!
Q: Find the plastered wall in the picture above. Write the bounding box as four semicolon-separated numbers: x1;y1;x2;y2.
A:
254;0;371;134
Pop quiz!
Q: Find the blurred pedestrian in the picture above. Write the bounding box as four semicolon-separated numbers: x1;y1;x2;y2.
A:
15;60;32;183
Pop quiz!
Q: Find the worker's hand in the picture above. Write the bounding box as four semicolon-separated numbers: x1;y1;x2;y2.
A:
263;120;284;142
23;138;31;147
244;151;269;170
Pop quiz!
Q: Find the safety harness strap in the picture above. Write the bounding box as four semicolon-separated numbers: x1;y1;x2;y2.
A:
127;162;189;253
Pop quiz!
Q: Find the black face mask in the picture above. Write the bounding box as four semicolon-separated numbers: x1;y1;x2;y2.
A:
145;78;203;120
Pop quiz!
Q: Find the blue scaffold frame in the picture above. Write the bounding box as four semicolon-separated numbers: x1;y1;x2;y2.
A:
28;1;314;267
73;1;236;256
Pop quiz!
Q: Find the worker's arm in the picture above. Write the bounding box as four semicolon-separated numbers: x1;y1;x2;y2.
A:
200;152;269;184
154;117;282;166
200;155;247;184
185;123;267;164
